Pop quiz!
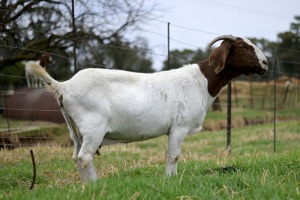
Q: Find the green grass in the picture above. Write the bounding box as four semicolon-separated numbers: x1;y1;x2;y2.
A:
1;151;299;199
1;121;299;199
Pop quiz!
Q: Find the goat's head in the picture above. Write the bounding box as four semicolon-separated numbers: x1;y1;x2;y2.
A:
40;53;52;67
207;35;268;77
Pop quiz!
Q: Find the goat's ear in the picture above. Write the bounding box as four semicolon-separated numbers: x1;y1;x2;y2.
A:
208;40;234;74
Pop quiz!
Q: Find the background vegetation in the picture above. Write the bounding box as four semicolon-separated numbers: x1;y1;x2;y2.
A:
1;1;300;86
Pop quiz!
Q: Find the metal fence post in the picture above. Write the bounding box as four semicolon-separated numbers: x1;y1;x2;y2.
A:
167;22;170;70
227;82;232;153
273;49;279;153
273;68;277;153
297;75;300;103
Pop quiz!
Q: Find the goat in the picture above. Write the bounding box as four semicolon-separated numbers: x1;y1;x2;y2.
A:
23;53;52;88
31;35;268;182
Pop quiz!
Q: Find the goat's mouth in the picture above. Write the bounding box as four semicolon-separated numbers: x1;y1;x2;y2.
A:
257;68;267;75
253;65;267;75
244;67;266;77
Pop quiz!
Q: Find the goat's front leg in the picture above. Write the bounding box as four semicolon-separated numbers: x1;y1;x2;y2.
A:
38;79;42;88
25;74;31;88
166;129;188;177
33;77;38;88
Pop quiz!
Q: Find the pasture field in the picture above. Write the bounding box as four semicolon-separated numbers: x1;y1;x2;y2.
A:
1;120;299;200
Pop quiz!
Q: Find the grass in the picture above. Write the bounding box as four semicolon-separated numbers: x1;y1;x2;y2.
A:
0;120;299;199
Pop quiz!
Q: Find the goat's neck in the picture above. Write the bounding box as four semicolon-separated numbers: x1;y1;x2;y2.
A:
198;60;241;97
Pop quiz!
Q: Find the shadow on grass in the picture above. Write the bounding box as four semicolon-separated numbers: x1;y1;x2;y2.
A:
204;165;239;175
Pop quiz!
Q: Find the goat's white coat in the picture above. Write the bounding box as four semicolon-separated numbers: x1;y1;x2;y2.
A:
62;64;214;144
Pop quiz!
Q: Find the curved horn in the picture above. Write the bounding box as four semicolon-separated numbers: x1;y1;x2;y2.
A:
207;35;237;49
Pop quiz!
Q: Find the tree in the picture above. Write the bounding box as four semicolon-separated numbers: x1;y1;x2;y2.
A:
0;0;158;82
0;0;72;70
276;16;300;77
162;48;208;71
82;36;153;73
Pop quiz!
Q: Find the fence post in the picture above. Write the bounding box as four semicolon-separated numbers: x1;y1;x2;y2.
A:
2;85;11;134
297;76;300;103
273;69;277;153
226;82;232;153
167;22;170;69
233;81;239;108
273;50;279;153
0;85;11;149
71;0;78;73
249;82;254;109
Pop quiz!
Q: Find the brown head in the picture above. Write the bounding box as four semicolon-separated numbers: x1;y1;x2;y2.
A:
199;35;268;97
39;53;52;68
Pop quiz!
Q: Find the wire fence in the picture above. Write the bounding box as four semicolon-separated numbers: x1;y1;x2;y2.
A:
0;0;300;190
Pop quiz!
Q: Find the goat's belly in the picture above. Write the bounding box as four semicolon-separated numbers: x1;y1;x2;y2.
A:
102;126;168;145
102;108;170;144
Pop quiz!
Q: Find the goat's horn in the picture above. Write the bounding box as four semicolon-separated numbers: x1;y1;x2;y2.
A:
207;35;237;49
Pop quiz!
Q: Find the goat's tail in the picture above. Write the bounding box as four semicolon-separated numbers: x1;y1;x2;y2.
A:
30;63;61;96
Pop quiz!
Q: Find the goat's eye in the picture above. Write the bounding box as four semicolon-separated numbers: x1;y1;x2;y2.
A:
238;44;246;49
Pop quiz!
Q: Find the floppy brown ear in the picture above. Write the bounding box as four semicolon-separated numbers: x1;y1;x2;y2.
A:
208;40;234;74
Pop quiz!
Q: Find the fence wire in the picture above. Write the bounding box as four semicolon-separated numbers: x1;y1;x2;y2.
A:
0;0;300;189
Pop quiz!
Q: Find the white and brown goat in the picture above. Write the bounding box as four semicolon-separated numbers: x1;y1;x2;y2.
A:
23;53;52;88
30;35;268;182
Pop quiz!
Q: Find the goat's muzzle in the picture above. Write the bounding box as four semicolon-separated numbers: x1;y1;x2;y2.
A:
256;64;268;75
256;59;268;75
258;68;267;75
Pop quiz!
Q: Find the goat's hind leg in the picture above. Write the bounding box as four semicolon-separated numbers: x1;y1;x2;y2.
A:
71;135;81;161
68;130;86;180
71;137;89;181
77;131;104;182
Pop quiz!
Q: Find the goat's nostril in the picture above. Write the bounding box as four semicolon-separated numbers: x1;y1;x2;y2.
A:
263;60;268;65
